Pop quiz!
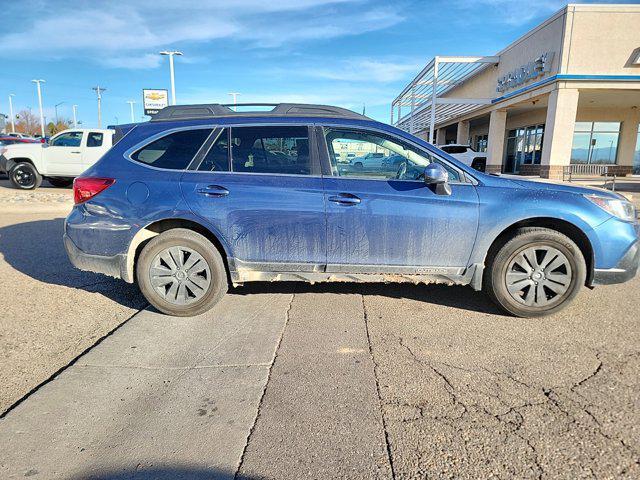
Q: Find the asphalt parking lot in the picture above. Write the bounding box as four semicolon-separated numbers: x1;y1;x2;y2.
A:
0;179;639;479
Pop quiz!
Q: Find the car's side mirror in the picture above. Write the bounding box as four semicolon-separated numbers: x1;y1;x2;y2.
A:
423;163;452;195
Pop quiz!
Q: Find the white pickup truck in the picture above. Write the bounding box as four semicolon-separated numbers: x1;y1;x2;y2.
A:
0;128;115;189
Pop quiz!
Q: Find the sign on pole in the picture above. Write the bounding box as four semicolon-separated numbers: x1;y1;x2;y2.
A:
142;89;169;116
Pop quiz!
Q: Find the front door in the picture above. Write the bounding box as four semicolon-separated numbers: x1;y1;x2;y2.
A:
181;125;326;271
45;131;84;175
320;127;479;271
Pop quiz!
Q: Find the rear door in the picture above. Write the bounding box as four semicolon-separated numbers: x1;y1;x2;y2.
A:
319;126;479;272
181;125;326;272
82;131;108;169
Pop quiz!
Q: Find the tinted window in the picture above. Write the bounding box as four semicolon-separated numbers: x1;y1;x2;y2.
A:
132;129;212;170
230;126;311;175
441;145;467;154
325;128;460;182
198;129;230;172
87;132;104;147
51;131;83;147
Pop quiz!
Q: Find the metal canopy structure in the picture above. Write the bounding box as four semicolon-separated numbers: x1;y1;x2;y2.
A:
391;56;499;143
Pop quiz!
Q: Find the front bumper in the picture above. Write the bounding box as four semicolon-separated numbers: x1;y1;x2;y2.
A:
592;240;640;285
64;233;128;281
0;155;8;174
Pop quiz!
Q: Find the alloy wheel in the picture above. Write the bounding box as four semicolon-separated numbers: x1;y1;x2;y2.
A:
504;245;572;308
149;246;211;305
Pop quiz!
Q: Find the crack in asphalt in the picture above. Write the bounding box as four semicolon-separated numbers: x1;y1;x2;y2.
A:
393;336;640;479
362;294;396;480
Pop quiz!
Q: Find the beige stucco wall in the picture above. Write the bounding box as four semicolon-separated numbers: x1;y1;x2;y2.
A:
563;4;640;75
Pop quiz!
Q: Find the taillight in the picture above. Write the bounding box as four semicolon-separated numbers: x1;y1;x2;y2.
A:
73;177;115;204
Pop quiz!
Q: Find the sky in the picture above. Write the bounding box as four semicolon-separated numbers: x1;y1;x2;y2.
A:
0;0;636;128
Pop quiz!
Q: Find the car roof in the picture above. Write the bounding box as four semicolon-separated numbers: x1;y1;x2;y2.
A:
150;103;369;122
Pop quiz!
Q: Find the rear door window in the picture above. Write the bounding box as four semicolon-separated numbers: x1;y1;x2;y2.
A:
131;128;212;170
198;129;230;172
87;132;104;147
229;126;312;175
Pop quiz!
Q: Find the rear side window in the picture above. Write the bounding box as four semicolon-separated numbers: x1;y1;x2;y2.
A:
132;129;212;170
87;132;103;147
230;126;311;175
198;129;230;172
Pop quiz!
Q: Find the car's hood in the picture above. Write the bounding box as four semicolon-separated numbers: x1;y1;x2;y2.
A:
507;176;622;199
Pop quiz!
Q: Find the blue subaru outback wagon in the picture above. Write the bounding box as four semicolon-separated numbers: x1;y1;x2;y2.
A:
64;103;639;317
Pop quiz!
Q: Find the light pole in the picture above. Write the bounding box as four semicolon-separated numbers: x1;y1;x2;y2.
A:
55;101;65;124
31;79;46;138
126;100;136;123
228;92;241;111
92;86;106;127
159;50;183;105
72;104;78;127
8;94;15;133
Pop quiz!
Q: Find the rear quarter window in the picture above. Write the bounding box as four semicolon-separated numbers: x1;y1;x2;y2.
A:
131;128;212;170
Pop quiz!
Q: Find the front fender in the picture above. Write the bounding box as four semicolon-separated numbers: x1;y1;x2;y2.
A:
470;186;610;269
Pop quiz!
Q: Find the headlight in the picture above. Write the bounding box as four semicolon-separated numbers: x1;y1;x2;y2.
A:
585;194;636;222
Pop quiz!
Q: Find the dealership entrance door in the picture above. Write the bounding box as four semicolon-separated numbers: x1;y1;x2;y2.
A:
504;124;544;173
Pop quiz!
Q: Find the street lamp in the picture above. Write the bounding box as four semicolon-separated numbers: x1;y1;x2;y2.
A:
55;101;65;124
126;100;136;123
72;105;78;127
159;50;183;105
31;79;46;138
8;94;15;133
228;92;241;111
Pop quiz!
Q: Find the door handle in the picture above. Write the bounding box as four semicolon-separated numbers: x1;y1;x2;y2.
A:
197;185;229;197
328;193;361;206
70;151;81;154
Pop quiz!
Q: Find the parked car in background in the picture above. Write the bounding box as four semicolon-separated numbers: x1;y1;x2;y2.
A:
63;103;638;319
0;128;115;189
351;151;385;170
438;144;487;171
0;136;39;146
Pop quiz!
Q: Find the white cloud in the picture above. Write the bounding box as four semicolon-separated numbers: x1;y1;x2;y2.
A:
0;0;405;68
450;0;568;26
301;58;420;83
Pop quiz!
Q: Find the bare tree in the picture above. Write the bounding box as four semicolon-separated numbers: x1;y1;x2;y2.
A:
13;109;41;136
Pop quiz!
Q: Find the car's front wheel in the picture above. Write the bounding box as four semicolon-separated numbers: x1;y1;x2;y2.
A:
136;228;228;317
484;227;586;317
9;162;42;190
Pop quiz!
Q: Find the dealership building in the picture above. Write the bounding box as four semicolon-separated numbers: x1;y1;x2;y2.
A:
392;3;640;178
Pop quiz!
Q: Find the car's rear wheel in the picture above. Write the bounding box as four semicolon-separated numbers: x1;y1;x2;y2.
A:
48;177;74;188
9;162;42;190
136;228;228;317
484;227;586;317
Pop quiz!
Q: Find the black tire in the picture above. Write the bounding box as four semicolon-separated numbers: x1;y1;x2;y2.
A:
484;227;586;317
354;162;363;170
136;228;228;317
47;177;74;188
9;162;42;190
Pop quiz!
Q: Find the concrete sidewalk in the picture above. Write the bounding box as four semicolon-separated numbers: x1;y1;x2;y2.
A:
0;294;291;479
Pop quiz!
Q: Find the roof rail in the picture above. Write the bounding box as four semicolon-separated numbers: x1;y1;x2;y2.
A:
150;103;369;121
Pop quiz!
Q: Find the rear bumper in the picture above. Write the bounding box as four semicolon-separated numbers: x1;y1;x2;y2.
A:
592;240;640;285
64;233;129;281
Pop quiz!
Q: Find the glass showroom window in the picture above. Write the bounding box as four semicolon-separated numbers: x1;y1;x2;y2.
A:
571;122;620;164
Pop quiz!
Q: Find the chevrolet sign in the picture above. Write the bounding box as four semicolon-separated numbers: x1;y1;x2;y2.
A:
496;52;555;93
